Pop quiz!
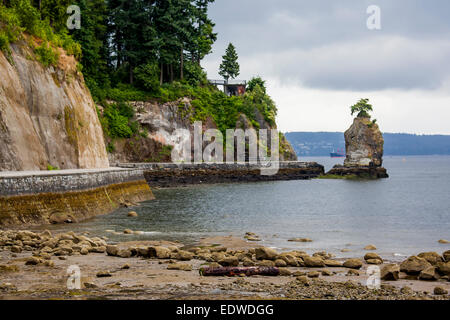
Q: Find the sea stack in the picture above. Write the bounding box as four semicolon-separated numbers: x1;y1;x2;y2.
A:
326;100;388;179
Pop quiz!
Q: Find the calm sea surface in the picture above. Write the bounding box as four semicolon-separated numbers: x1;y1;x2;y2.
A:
42;156;450;261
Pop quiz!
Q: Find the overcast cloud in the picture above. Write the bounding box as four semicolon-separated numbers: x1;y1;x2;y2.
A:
203;0;450;134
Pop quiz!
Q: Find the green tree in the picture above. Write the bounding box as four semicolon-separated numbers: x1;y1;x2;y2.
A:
350;98;373;118
219;42;240;82
70;0;109;87
247;76;266;93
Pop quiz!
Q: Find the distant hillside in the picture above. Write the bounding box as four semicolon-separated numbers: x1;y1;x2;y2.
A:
285;132;450;156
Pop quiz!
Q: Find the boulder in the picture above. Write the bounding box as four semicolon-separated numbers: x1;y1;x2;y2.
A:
167;263;192;271
324;259;343;267
255;247;278;261
438;239;449;244
381;264;400;281
400;256;432;274
417;252;444;265
127;211;138;217
366;259;383;265
303;256;325;268
96;271;112;277
242;258;255;267
136;247;150;257
436;261;450;276
364;245;377;250
343;259;363;269
275;259;287;267
25;257;42;265
321;269;332;276
278;268;292;276
287;238;312;243
433;286;448;295
176;250;194;261
149;246;171;259
106;245;119;257
364;253;382;262
443;250;450;262
218;256;239;267
123;229;133;234
307;271;320;278
346;269;360;276
277;254;298;267
116;249;131;258
419;266;439;281
259;260;276;267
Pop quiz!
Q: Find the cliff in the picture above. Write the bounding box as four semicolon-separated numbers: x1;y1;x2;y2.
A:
105;98;298;164
0;39;109;171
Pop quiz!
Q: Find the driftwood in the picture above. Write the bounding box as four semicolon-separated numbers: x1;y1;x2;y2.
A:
199;266;279;277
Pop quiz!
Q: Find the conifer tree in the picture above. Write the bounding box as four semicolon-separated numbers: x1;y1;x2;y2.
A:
219;43;240;82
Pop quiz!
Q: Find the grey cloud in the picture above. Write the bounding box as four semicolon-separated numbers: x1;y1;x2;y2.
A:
205;0;450;90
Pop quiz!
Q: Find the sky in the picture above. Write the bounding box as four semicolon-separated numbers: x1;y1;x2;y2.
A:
202;0;450;134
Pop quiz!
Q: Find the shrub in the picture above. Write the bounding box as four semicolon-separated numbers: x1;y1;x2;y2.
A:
184;61;207;86
34;41;59;67
103;106;133;138
0;4;24;53
134;62;160;92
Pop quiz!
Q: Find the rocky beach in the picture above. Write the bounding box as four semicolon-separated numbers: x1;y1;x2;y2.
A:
1;229;448;300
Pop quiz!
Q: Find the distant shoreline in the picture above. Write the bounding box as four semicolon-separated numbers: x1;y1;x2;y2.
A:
285;132;450;157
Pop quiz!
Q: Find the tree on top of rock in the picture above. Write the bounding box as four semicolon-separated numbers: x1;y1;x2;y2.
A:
219;42;240;82
350;98;373;118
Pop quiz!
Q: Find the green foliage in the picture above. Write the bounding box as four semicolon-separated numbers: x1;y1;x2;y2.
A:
247;76;266;93
10;0;41;35
34;41;59;67
184;60;207;86
46;164;59;170
367;118;378;128
0;5;24;53
102;105;133;138
351;98;373;118
0;1;81;66
219;43;240;81
134;62;160;92
243;83;277;126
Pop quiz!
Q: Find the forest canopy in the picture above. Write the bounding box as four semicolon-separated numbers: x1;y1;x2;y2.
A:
0;0;217;96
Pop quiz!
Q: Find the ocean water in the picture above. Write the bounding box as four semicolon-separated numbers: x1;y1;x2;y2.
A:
42;156;450;261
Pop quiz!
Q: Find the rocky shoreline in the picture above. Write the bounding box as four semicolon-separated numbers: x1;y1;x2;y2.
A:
0;229;448;300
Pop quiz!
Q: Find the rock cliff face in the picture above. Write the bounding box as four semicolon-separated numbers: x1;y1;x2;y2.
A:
326;116;388;179
107;98;297;164
344;116;384;167
0;40;109;171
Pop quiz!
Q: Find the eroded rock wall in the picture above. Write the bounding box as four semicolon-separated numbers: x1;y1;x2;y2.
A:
107;98;298;163
0;40;109;171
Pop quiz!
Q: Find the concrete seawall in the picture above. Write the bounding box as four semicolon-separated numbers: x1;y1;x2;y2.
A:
0;168;154;226
119;162;325;188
